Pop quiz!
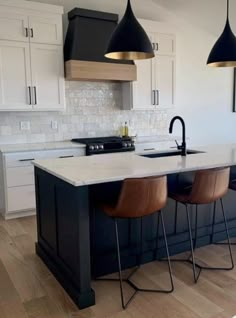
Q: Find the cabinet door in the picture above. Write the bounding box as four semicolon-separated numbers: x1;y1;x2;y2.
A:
0;41;32;111
29;15;62;45
156;33;175;55
155;55;175;108
7;185;35;212
30;43;65;111
132;34;156;110
0;11;29;42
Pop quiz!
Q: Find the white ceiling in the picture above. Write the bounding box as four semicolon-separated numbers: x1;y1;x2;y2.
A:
152;0;236;36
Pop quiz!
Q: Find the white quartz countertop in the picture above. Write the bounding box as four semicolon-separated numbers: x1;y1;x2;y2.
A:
33;144;236;187
0;141;85;153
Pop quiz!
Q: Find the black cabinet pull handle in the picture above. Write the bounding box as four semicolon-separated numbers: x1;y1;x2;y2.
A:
33;86;37;105
19;158;35;162
152;90;156;105
156;43;159;51
156;90;159;105
30;28;34;38
59;155;74;159
28;87;32;105
25;28;29;38
144;148;155;151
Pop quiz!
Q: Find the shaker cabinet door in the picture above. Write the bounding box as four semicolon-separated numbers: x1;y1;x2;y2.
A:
155;55;175;108
156;33;175;55
29;15;63;45
30;43;65;110
0;41;32;110
132;58;155;110
0;11;29;42
132;33;156;110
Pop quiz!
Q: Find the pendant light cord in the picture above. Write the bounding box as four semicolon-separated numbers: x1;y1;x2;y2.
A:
227;0;229;21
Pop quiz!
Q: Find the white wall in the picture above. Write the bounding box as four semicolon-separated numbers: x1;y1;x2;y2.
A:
174;22;234;146
22;1;236;146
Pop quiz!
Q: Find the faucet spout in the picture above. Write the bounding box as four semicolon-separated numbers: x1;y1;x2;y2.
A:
169;116;186;156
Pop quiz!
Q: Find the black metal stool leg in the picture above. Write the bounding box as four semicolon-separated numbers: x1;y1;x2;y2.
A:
193;204;198;250
188;199;234;273
161;202;201;282
213;199;236;246
220;199;234;270
126;210;174;293
185;204;200;283
115;218;137;309
155;212;160;259
210;201;217;244
160;210;174;292
96;214;174;310
174;201;178;235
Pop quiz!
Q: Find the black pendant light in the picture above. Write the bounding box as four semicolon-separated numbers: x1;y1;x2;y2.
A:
207;0;236;67
105;0;154;60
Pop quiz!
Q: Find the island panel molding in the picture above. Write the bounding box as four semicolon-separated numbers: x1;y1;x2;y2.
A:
35;168;95;309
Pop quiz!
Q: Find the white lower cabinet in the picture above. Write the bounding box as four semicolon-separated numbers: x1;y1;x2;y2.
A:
7;185;36;213
6;166;34;187
0;147;85;219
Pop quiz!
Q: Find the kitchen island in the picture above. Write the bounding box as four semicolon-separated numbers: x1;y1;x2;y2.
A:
33;144;236;309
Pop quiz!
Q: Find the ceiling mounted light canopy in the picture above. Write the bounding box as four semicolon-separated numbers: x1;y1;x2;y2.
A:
207;0;236;67
105;0;154;60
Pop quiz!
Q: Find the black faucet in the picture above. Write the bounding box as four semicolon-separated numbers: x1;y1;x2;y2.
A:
169;116;187;156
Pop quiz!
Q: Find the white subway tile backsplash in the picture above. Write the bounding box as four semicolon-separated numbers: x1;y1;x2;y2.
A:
0;81;173;144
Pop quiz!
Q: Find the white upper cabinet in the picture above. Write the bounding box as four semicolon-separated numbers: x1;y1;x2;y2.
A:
0;41;31;110
30;44;65;110
0;11;28;42
0;0;64;112
132;33;155;110
122;20;176;110
155;55;175;108
28;15;63;45
155;33;175;56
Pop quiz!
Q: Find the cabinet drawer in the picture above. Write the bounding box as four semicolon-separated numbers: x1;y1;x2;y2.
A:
4;152;40;168
4;148;85;168
6;166;34;187
7;185;35;212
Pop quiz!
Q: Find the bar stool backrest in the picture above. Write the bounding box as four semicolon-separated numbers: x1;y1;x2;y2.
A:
189;167;230;204
114;176;167;218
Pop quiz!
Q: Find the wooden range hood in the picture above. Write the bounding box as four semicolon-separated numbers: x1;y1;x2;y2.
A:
64;8;137;82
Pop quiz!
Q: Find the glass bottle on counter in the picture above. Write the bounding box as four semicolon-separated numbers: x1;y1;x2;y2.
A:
124;122;129;137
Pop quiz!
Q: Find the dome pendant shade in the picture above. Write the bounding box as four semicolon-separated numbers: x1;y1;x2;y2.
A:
207;0;236;67
105;0;154;60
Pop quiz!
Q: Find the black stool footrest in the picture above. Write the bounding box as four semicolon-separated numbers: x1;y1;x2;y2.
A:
96;263;174;308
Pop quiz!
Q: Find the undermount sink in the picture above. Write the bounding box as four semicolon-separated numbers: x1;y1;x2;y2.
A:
139;149;205;159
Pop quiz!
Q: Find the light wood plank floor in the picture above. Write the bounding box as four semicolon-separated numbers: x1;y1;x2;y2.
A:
0;216;236;318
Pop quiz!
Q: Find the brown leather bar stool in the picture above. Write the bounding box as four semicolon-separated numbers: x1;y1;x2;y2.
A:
169;167;234;283
99;176;174;309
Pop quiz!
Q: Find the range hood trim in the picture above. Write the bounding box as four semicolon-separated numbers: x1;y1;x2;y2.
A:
65;60;137;82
